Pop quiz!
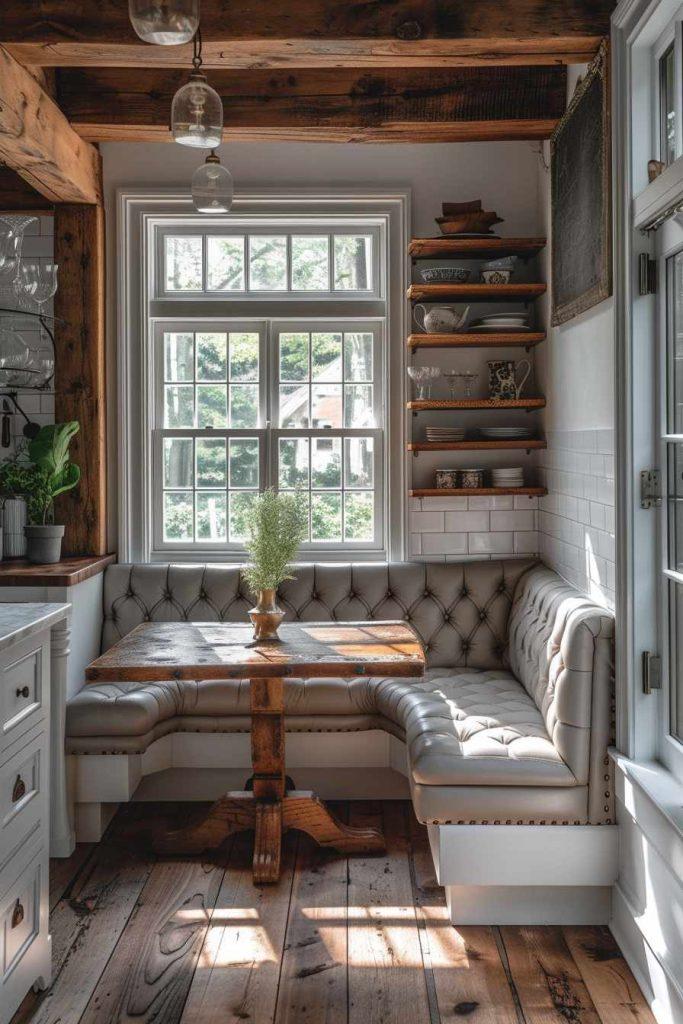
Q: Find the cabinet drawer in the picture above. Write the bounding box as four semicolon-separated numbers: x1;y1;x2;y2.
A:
0;634;49;754
0;729;47;873
0;845;46;986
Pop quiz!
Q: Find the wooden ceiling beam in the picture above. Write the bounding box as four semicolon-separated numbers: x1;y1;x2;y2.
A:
0;45;102;204
1;0;614;68
0;165;54;213
57;65;566;144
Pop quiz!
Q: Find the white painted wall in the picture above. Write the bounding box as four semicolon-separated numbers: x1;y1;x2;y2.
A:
535;69;616;608
102;139;543;558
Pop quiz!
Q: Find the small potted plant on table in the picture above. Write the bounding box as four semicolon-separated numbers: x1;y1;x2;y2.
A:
0;422;80;564
243;488;308;641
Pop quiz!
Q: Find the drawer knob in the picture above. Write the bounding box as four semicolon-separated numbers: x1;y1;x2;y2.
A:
11;900;24;929
16;686;30;699
11;775;26;803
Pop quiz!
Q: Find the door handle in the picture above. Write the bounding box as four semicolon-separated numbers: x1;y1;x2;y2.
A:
11;900;24;929
11;775;26;803
16;686;30;699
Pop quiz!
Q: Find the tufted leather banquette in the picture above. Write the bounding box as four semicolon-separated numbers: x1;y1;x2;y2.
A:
66;560;615;826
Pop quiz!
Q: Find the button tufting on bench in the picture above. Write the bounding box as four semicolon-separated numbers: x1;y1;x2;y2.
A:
77;558;615;826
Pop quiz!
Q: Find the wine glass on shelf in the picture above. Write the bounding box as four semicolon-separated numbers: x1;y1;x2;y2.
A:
407;366;440;400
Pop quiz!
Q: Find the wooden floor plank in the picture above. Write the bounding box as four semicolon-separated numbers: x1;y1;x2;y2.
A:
500;926;603;1024
179;832;296;1024
12;839;155;1024
49;844;95;911
274;816;349;1024
407;809;522;1024
79;857;224;1024
347;801;431;1024
12;802;658;1024
563;927;657;1024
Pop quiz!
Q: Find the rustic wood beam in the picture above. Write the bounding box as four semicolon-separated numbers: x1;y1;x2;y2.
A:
53;204;107;556
0;165;54;213
57;65;566;144
0;45;102;204
1;0;614;68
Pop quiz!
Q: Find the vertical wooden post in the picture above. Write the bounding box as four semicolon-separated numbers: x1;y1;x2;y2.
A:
53;203;107;555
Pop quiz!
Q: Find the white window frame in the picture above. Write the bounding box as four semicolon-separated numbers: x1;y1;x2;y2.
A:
116;189;410;564
614;0;683;784
156;222;383;300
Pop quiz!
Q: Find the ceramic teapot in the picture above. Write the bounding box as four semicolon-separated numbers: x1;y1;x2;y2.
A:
414;304;470;334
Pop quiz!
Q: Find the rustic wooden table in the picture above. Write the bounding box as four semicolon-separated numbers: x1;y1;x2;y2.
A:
86;620;425;883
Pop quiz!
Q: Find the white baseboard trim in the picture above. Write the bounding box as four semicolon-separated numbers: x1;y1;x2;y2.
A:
610;883;683;1024
71;730;404;804
74;802;118;843
428;822;618;925
428;823;619;886
445;885;612;925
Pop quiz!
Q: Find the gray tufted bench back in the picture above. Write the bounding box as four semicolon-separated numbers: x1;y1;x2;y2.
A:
102;559;537;670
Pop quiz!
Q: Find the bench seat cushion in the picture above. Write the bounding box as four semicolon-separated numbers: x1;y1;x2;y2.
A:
67;668;572;789
375;668;574;787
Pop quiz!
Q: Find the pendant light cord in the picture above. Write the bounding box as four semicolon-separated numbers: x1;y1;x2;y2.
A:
192;27;203;72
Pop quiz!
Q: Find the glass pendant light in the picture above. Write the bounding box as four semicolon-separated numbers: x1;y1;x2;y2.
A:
129;0;199;45
171;29;223;148
191;151;233;213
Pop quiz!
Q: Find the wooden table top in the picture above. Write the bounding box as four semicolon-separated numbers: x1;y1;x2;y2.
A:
85;620;425;683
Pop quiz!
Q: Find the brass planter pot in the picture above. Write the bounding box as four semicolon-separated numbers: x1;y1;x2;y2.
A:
248;588;285;642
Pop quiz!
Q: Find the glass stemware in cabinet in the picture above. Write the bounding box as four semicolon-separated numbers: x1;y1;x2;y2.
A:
407;366;440;400
13;263;59;309
0;324;30;387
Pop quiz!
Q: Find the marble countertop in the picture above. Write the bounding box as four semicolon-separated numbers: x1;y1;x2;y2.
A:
0;602;70;652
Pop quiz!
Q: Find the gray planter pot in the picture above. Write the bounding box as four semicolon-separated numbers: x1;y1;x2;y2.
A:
24;524;65;565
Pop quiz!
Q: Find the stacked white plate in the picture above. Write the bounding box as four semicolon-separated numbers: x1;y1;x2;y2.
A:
470;311;531;333
492;467;524;488
425;426;466;442
479;426;535;440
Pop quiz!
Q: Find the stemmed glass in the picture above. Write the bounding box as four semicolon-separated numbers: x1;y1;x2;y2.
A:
407;366;440;400
0;324;30;387
13;263;59;308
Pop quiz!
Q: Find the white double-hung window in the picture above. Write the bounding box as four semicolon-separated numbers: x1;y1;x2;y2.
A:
119;193;407;563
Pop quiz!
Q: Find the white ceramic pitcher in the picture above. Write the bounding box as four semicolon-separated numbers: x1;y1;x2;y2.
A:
414;304;470;334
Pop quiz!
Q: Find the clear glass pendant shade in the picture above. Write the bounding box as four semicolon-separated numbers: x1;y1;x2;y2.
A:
172;72;223;148
191;152;233;212
128;0;199;44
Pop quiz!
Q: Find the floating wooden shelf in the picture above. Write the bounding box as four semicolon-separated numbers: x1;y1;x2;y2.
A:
408;332;545;350
407;398;546;411
407;440;547;453
410;487;546;498
407;283;547;302
409;237;546;261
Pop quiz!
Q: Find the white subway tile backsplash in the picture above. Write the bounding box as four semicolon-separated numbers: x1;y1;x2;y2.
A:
589;502;606;530
490;510;536;532
422;532;468;555
410;534;422;555
538;427;615;610
410;511;444;533
514;496;539;510
420;496;468;511
514;532;539;553
467;495;514;510
468;532;514;554
444;510;489;532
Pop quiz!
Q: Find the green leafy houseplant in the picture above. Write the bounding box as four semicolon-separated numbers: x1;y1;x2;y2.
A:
0;422;81;564
242;489;309;641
